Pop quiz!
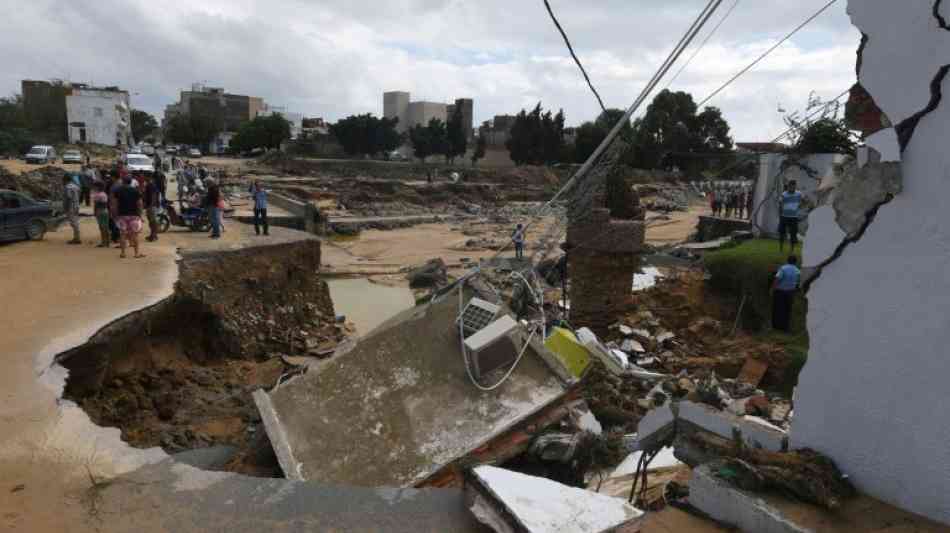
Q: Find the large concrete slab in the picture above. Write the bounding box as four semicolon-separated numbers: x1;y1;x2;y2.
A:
257;292;568;487
94;459;487;533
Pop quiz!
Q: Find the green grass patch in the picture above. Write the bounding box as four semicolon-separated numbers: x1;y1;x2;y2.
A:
705;239;809;392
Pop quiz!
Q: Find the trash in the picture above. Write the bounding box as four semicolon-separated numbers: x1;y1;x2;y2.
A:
544;327;591;378
618;324;634;336
635;356;656;367
655;331;675;345
576;328;628;375
621;339;645;354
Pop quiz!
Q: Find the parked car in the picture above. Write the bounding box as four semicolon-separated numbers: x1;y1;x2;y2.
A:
141;143;155;155
25;145;57;165
62;149;83;164
385;150;408;162
165;145;178;155
129;145;143;154
187;148;202;158
0;189;55;241
123;153;155;173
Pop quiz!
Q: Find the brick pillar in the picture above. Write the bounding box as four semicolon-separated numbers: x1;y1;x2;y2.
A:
566;206;645;334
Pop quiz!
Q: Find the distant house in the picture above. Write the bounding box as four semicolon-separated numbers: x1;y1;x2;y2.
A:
66;86;132;147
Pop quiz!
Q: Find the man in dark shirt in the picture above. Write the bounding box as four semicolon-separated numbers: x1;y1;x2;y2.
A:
144;174;161;242
113;176;145;258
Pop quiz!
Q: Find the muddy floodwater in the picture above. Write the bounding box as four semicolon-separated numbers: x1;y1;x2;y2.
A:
327;278;415;336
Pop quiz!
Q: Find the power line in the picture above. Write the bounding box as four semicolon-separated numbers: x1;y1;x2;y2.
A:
543;0;607;112
664;0;741;91
696;0;840;108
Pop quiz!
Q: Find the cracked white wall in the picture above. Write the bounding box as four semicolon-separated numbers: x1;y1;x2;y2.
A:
792;0;950;524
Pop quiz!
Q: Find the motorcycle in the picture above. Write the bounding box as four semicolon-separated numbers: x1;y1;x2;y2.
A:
161;199;211;233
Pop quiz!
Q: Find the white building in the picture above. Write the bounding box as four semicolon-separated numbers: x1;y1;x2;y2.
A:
66;87;132;147
407;101;448;129
257;105;304;140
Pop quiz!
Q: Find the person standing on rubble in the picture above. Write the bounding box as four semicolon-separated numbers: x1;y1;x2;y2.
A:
771;255;801;332
778;180;804;251
249;180;269;236
512;223;526;260
62;174;82;245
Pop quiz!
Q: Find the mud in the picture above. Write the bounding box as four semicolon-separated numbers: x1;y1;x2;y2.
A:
57;240;344;477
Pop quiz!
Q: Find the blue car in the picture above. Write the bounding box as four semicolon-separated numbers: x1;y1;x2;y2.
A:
0;189;56;242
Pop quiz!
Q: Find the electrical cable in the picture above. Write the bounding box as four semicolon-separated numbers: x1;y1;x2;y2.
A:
696;0;840;108
435;0;728;315
664;0;741;90
543;0;606;112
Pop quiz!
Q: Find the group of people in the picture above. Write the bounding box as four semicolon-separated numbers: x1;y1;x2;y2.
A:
708;186;754;219
61;163;165;258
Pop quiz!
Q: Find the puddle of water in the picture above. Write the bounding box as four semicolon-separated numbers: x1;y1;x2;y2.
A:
632;267;663;291
327;278;415;336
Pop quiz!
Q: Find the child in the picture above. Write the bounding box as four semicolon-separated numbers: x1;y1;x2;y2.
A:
91;182;111;247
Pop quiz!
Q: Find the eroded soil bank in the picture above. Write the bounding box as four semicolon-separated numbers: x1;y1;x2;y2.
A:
57;239;345;477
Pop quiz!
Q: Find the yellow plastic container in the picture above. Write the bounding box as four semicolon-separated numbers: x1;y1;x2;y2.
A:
544;327;592;378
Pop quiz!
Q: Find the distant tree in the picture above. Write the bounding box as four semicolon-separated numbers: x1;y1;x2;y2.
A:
409;118;447;163
627;90;733;174
230;114;292;153
784;93;857;155
329;113;401;157
130;109;158;143
0;94;32;155
165;113;223;148
572;108;633;164
471;134;487;167
446;106;468;164
506;103;567;166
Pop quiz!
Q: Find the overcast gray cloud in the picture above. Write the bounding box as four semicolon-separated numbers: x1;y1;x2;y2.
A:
0;0;860;141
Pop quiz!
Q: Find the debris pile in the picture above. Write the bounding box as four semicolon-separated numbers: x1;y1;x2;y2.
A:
0;165;64;200
635;183;692;212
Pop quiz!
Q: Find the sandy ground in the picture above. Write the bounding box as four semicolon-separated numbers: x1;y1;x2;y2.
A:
321;205;709;280
0;205;303;532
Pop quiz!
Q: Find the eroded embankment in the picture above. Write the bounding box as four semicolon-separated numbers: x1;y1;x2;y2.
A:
56;239;344;477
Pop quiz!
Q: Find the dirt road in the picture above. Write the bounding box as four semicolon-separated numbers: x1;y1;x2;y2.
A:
0;211;299;532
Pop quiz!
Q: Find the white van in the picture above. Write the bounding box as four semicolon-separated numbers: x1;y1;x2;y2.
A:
25;145;57;165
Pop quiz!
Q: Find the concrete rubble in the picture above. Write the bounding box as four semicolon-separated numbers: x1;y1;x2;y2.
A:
467;465;644;533
253;288;576;487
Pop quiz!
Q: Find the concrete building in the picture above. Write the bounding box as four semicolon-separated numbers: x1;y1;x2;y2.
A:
257;104;304;140
66;87;132;146
164;83;263;133
447;98;474;140
21;80;69;143
383;91;473;135
383;91;410;133
407;101;447;129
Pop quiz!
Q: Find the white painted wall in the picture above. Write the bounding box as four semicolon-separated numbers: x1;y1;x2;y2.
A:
66;89;131;146
751;153;846;236
792;1;950;524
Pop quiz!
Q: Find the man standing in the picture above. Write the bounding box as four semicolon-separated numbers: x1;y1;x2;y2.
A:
63;174;81;244
204;180;222;239
512;223;525;260
249;180;269;236
144;174;161;242
79;165;93;207
112;175;145;258
778;180;804;251
771;255;801;332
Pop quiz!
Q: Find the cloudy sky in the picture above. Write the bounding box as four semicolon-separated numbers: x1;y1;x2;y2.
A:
1;0;860;142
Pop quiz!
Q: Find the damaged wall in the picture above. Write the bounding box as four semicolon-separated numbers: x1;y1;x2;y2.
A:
792;0;950;524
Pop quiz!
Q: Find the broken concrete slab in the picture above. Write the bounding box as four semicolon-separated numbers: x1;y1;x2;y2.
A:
467;465;644;533
255;291;569;487
93;458;486;532
636;403;676;450
690;463;810;533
